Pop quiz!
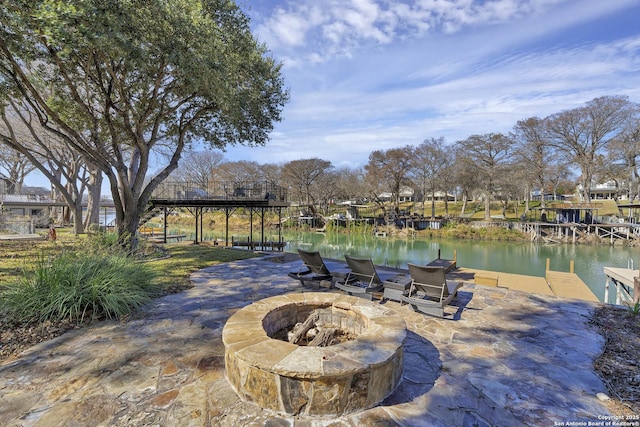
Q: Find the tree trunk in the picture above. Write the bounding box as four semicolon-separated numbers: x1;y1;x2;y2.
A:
71;202;84;234
430;189;436;219
83;165;103;230
444;190;449;217
117;211;141;253
484;194;491;220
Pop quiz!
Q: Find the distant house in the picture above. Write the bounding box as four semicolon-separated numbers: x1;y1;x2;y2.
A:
571;181;629;201
378;187;414;203
587;181;627;200
0;194;53;218
531;189;566;202
423;191;455;202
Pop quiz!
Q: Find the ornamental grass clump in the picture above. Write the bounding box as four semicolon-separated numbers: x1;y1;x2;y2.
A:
0;252;160;324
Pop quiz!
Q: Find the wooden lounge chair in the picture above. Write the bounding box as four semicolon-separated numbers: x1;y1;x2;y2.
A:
288;249;348;288
401;263;462;317
334;255;400;300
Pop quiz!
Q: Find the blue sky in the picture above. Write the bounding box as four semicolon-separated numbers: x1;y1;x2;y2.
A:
219;0;640;169
22;0;640;189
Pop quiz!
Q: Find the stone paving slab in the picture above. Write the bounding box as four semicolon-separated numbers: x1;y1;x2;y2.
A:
0;256;611;426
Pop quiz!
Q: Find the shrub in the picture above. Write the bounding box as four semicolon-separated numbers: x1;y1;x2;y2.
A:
0;252;160;324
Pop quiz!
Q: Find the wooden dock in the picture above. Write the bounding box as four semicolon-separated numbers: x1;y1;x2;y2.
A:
545;270;599;302
454;267;555;297
449;259;599;302
148;234;187;243
231;236;286;251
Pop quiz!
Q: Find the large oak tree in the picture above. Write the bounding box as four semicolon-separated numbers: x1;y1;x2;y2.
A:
0;0;288;249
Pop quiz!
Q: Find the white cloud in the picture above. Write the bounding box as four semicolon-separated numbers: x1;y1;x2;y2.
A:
223;0;640;169
253;0;589;65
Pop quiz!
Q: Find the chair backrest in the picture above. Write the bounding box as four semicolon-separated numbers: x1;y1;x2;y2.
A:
298;249;330;275
407;263;448;300
345;255;380;286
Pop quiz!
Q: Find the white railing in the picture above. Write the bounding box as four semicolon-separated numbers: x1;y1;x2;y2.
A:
604;271;635;306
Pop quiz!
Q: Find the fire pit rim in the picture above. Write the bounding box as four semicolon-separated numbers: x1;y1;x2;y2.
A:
222;293;406;377
222;292;407;416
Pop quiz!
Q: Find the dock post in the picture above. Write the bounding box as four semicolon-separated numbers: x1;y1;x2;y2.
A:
604;277;610;304
570;260;574;274
546;258;550;272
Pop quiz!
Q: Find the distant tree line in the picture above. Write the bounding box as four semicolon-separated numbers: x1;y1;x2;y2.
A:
3;95;638;225
164;95;639;221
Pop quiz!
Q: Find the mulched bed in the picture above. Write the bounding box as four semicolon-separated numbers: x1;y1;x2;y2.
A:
0;318;87;362
590;304;640;416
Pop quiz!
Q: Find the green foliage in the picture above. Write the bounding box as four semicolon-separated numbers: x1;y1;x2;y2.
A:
0;252;160;324
83;230;164;260
1;0;289;252
625;300;640;316
85;230;120;251
439;224;527;241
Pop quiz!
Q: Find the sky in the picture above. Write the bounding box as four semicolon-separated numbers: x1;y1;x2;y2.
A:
21;0;640;189
219;0;640;169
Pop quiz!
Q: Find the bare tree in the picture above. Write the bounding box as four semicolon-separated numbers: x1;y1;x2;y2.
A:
333;166;366;205
281;158;333;213
0;103;100;232
314;171;340;215
455;133;514;220
411;137;453;219
365;146;414;216
606;115;640;201
545;96;636;202
451;152;477;217
546;162;576;201
0;144;36;194
260;163;283;185
511;117;556;211
215;160;264;182
170;150;224;189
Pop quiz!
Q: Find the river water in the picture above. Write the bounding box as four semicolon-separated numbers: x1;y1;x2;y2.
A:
282;231;639;303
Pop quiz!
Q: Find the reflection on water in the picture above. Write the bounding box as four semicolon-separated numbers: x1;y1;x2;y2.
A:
283;231;640;303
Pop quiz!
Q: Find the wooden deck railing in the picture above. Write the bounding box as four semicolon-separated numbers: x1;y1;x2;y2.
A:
151;180;287;202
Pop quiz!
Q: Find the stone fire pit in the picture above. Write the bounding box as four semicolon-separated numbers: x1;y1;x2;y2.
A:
222;292;406;417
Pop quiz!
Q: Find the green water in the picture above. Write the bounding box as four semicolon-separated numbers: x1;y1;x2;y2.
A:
282;231;640;303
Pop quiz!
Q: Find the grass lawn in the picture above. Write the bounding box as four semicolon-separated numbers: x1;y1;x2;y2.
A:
0;230;260;294
148;241;260;294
